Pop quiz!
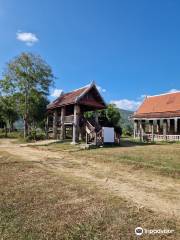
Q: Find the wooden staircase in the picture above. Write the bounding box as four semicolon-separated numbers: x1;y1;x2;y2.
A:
85;119;103;146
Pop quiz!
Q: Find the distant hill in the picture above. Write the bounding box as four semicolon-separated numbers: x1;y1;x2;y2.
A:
119;109;134;134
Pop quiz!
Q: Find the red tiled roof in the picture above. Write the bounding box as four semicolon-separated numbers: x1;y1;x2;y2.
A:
47;86;88;109
47;83;106;110
133;91;180;118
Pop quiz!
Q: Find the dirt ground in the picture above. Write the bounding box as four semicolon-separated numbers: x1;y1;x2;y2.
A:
0;138;180;222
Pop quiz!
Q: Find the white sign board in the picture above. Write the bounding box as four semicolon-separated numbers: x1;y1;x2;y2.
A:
103;127;114;143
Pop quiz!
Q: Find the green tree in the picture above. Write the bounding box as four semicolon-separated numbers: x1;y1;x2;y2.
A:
105;104;121;127
0;101;5;129
28;90;49;129
122;124;133;136
85;104;121;127
0;96;19;136
0;52;54;138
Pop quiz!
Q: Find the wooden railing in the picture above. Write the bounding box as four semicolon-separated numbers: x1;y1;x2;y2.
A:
165;135;180;141
64;115;74;123
96;129;103;145
135;133;180;141
85;120;103;145
86;120;95;133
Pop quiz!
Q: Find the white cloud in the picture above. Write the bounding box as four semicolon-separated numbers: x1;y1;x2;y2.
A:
16;31;39;46
111;99;142;111
97;85;106;93
111;92;149;111
51;89;63;98
168;88;179;93
111;88;180;112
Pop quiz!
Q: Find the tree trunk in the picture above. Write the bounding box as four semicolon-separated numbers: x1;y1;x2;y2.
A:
8;120;11;133
11;122;14;132
4;124;7;138
24;115;28;138
24;86;29;138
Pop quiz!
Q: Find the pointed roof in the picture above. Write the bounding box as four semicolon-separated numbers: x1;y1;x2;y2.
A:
133;91;180;118
47;82;106;110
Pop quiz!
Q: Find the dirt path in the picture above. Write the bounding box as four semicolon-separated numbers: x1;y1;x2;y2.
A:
1;138;180;221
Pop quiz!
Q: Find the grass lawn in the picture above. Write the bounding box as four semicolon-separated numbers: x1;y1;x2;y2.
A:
0;150;178;240
42;139;180;178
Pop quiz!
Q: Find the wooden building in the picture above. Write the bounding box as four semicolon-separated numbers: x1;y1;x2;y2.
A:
133;91;180;141
46;82;107;145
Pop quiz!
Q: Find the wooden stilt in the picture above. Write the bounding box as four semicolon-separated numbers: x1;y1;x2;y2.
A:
174;118;178;134
72;105;80;144
133;121;137;139
139;121;143;142
60;107;65;140
157;120;160;133
151;121;154;142
163;120;167;140
53;110;58;139
167;119;170;133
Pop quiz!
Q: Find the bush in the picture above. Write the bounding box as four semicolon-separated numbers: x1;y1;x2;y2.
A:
122;127;133;137
0;129;23;138
26;129;46;141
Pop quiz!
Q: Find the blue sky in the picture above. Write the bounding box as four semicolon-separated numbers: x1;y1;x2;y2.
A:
0;0;180;110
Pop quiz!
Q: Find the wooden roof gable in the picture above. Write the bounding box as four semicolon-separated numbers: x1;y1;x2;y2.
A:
47;82;106;110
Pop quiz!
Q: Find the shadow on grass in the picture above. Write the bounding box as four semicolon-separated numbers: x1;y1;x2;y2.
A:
117;137;180;148
101;138;156;149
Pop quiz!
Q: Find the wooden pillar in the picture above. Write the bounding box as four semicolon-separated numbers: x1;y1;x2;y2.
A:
53;110;58;139
46;115;49;139
94;132;97;145
151;121;154;142
133;120;137;139
167;119;170;134
86;132;88;144
149;120;153;141
160;119;164;134
137;120;140;140
174;118;178;134
157;120;160;133
153;120;157;133
94;111;98;145
148;120;151;133
163;119;167;140
72;105;80;144
60;107;65;140
139;120;143;142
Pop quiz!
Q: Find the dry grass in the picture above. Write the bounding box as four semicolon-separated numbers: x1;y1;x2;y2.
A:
0;150;179;240
44;139;180;178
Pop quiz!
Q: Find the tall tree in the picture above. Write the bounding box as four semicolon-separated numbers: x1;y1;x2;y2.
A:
0;101;5;129
0;52;54;138
0;96;19;136
28;90;49;129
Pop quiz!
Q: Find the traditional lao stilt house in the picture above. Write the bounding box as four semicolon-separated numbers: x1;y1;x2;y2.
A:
133;91;180;141
46;82;107;145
